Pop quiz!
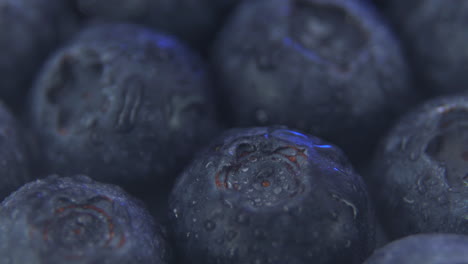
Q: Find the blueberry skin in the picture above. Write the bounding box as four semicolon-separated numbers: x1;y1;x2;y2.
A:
379;0;468;96
0;0;77;111
29;23;220;193
370;95;468;238
363;234;468;264
0;175;171;264
74;0;238;50
0;102;32;201
212;0;415;162
169;127;376;264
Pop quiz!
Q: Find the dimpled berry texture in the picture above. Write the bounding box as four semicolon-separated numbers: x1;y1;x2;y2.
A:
30;23;219;192
363;234;468;264
0;175;171;264
380;0;468;96
212;0;414;161
169;127;375;264
74;0;238;49
0;102;32;201
370;95;468;238
0;0;77;109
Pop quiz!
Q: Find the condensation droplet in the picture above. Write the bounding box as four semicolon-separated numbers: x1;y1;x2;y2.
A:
273;187;282;194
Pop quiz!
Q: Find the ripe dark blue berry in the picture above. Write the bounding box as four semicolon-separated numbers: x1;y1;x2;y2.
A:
0;175;171;264
0;101;33;201
29;23;220;193
378;0;468;96
169;127;375;264
370;95;468;238
212;0;416;162
363;234;468;264
0;0;77;110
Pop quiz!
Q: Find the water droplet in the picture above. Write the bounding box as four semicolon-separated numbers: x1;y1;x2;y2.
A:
241;167;249;172
273;187;282;194
253;183;262;190
192;218;197;223
173;208;178;218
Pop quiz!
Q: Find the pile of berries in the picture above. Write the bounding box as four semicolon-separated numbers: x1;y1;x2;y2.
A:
0;0;466;263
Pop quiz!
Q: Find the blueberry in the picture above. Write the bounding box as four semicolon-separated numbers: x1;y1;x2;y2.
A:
370;95;468;238
0;175;171;264
169;127;375;264
0;101;33;201
29;23;220;193
363;234;468;264
73;0;238;51
0;0;77;111
378;0;468;96
211;0;416;162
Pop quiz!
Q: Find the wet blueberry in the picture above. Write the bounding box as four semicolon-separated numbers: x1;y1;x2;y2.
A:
0;175;171;264
370;95;468;238
0;0;78;111
212;0;416;162
29;23;220;194
169;127;375;264
378;0;468;96
363;233;468;264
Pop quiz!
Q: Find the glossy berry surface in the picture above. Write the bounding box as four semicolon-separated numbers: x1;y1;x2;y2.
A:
379;0;468;96
0;175;171;264
29;23;220;192
212;0;415;162
169;127;375;264
0;102;33;201
0;0;77;110
363;234;468;264
370;95;468;238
